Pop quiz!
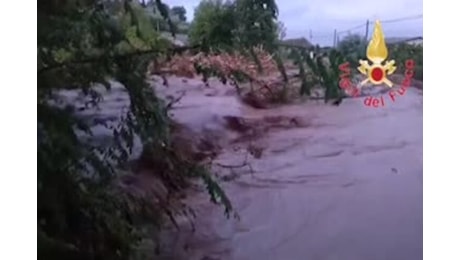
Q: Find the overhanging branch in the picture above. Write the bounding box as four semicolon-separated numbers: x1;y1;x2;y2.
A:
38;44;202;75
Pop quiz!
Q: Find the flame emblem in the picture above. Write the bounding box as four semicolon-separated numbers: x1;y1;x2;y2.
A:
357;20;397;87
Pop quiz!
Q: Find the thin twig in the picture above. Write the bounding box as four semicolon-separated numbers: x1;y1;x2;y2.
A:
215;161;248;169
165;90;187;110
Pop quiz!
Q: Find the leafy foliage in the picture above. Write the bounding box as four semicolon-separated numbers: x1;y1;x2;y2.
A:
389;43;423;80
188;0;279;51
233;0;279;49
291;49;345;102
38;1;232;259
188;0;238;50
337;34;367;68
171;6;187;22
154;46;279;94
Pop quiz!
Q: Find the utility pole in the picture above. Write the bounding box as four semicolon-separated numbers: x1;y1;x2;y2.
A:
364;20;370;42
333;29;337;47
309;30;312;41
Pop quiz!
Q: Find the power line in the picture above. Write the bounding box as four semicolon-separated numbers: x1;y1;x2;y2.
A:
337;23;367;34
304;13;423;47
379;14;423;24
300;31;341;39
336;14;422;35
311;34;335;39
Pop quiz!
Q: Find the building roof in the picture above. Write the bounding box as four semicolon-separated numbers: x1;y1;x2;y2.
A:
281;37;314;49
386;36;423;44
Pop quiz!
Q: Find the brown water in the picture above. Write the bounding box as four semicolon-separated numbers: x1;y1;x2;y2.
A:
153;76;422;260
56;73;422;259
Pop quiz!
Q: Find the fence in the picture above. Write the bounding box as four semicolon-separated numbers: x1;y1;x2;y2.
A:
306;14;423;47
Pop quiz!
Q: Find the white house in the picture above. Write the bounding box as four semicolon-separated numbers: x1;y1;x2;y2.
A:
386;37;423;46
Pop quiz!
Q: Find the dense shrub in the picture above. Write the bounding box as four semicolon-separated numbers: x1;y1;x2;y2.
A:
38;1;231;259
336;34;367;68
389;43;423;80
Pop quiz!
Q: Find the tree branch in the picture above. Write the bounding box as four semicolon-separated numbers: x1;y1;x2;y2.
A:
38;45;202;76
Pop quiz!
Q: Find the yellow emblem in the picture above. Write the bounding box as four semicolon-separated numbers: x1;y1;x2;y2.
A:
358;20;397;87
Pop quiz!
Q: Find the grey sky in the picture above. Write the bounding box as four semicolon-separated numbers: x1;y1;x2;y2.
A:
164;0;423;46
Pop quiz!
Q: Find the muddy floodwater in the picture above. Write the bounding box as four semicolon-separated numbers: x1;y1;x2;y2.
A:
150;76;423;260
59;75;422;260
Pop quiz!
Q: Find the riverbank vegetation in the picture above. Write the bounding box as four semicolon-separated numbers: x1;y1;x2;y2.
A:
38;1;232;259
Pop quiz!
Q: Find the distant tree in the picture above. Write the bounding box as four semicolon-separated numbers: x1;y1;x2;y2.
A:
189;0;279;50
188;0;237;49
337;34;366;54
233;0;279;48
337;34;367;66
171;6;187;22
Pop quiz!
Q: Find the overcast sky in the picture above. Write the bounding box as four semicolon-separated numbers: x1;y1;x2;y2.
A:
164;0;423;46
